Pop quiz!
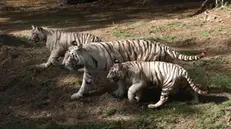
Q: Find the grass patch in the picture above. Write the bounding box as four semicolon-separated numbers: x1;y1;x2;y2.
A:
105;108;117;116
139;36;166;43
178;50;202;55
127;21;148;29
149;26;165;34
214;27;225;32
196;27;226;39
161;35;177;42
111;28;133;38
159;35;196;46
191;57;231;89
139;35;196;47
188;21;205;27
196;30;211;38
166;21;185;28
197;103;228;129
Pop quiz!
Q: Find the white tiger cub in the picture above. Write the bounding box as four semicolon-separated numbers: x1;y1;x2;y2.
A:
106;60;208;108
28;25;101;68
62;39;205;100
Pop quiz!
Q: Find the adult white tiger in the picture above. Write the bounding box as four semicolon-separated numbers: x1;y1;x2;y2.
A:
62;39;205;100
106;60;208;108
28;25;102;68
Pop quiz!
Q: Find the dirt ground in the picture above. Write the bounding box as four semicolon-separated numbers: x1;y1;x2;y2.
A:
1;0;231;128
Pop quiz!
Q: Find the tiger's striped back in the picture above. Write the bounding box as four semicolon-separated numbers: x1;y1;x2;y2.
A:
44;28;102;51
80;39;204;64
28;25;102;69
122;61;208;95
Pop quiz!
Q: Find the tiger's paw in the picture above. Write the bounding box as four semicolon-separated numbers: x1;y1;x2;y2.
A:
135;91;142;102
36;63;49;69
71;93;83;100
128;96;136;103
148;104;158;109
113;89;125;98
128;93;136;103
135;96;141;102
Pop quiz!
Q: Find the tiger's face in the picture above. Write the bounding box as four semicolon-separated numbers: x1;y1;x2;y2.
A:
28;25;46;43
62;46;84;71
107;63;125;82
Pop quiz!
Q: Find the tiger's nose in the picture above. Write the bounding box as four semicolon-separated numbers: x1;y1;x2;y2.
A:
28;36;34;41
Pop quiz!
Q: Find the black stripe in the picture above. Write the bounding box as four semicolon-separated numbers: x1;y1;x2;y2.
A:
89;55;98;68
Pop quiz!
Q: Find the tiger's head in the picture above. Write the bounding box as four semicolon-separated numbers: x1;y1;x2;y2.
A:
107;59;126;82
62;42;85;71
28;25;47;43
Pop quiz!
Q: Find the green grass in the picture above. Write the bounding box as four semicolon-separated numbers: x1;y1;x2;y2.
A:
111;28;133;38
139;36;166;43
196;27;226;39
178;50;202;55
140;35;196;47
105;108;117;116
148;26;165;34
191;57;231;87
166;21;185;28
196;30;211;38
197;103;229;129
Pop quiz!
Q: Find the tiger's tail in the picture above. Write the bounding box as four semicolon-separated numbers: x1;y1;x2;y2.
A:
166;47;205;61
182;69;208;95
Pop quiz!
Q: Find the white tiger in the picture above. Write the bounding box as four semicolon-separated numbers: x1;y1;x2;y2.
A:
28;25;101;68
107;60;208;108
62;39;205;100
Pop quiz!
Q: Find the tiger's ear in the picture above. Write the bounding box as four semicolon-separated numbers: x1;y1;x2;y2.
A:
32;25;36;29
71;41;77;46
114;59;120;64
114;59;123;68
77;44;83;50
37;26;43;31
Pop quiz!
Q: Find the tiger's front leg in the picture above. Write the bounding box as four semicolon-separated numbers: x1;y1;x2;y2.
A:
128;81;145;103
71;72;92;100
135;90;143;102
36;50;59;69
113;80;126;98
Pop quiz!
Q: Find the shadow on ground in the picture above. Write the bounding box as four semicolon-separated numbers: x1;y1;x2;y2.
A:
0;1;203;34
0;34;33;47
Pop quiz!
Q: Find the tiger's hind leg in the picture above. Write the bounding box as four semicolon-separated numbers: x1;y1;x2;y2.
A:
148;86;172;108
36;49;59;69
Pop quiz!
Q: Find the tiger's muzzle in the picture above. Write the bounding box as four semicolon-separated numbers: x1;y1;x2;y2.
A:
107;74;119;82
28;35;40;43
63;61;84;72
